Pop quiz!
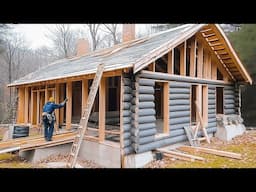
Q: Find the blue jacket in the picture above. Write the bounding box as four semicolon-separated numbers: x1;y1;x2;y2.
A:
43;102;65;114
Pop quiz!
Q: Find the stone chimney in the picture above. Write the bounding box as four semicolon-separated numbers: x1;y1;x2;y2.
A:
76;38;90;57
122;24;135;42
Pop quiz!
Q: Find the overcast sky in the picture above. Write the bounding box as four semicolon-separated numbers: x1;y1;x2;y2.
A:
11;24;148;50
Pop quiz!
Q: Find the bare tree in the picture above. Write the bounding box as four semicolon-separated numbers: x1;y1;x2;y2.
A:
45;24;78;58
86;24;101;51
102;24;121;45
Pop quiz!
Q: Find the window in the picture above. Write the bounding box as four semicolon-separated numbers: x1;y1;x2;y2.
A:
216;87;224;114
154;81;169;135
155;54;168;73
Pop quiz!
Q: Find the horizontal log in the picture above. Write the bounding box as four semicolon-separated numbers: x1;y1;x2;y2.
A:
139;94;154;102
225;109;236;115
123;94;132;102
123;140;132;148
224;90;235;95
208;99;216;105
208;94;216;100
224;104;235;109
138;86;154;94
139;71;231;86
208;104;216;109
169;105;190;112
124;132;131;140
131;128;157;137
124;86;132;93
138;116;156;124
139;102;155;109
170;116;190;125
169;88;190;94
138;109;155;116
170;123;190;130
169;99;190;106
225;99;235;104
169;82;192;88
169;129;185;137
123;124;132;132
123;117;131;124
123;102;131;110
169;94;190;100
224;95;235;100
208;113;216;119
123;110;131;117
131;135;155;145
169;111;190;118
138;78;155;86
208;118;216;123
138;122;156;131
208;109;216;114
207;122;217;128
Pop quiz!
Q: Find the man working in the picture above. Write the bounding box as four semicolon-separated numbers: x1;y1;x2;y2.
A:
42;97;68;141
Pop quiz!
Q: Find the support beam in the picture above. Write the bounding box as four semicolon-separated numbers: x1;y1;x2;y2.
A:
211;61;217;80
197;42;203;78
30;91;37;125
36;91;40;125
163;82;169;134
190;38;196;77
179;41;186;76
66;82;72;130
17;87;25;123
45;85;48;104
168;50;174;74
81;79;88;114
55;84;60;131
207;53;212;79
99;77;106;142
24;87;29;124
59;84;65;126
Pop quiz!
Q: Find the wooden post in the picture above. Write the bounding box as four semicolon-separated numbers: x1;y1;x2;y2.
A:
81;79;88;115
211;62;217;80
45;85;48;104
196;85;202;122
36;91;40;125
208;54;212;79
30;91;37;125
99;77;106;142
180;42;186;76
24;87;29;124
66;82;72;130
55;84;60;131
203;51;208;79
17;87;25;123
59;84;65;126
168;50;174;74
197;42;203;78
163;82;169;134
120;75;124;167
190;38;196;77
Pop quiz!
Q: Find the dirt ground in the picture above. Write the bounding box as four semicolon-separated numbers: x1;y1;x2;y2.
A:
145;129;256;168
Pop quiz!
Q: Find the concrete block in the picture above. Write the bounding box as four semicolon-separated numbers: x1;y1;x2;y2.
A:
215;124;246;141
78;140;121;168
123;151;153;168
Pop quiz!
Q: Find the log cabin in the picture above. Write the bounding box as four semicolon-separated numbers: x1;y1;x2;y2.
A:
8;24;252;167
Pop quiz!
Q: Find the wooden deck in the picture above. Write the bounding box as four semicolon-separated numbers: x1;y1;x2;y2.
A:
0;131;76;154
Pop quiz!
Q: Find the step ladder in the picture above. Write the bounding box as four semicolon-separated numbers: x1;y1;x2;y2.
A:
66;63;105;168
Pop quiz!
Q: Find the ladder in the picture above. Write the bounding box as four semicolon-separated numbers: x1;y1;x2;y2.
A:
66;63;105;168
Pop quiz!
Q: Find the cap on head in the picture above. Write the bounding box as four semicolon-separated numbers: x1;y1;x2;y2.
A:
49;97;55;102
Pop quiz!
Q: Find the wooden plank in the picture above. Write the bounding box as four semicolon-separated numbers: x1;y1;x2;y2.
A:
203;50;208;79
162;152;195;162
168;50;174;74
36;91;40;125
81;79;88;114
30;90;36;125
55;84;60;132
197;41;203;78
190;38;196;77
179;41;186;76
211;62;217;80
207;54;212;79
17;87;25;123
157;148;205;161
59;84;65;126
24;87;29;123
120;74;124;167
163;82;169;134
178;146;242;160
45;85;48;104
66;82;72;130
99;77;106;142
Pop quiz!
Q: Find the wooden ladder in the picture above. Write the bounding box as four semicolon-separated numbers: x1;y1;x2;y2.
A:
66;63;105;168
